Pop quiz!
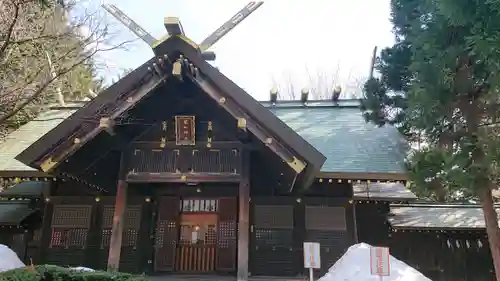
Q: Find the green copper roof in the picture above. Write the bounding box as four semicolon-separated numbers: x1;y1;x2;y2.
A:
263;100;408;173
0;104;81;172
0;201;37;225
0;181;50;197
0;99;407;175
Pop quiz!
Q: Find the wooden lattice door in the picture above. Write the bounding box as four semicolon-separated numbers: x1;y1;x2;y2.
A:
251;203;294;276
216;197;237;272
305;205;349;275
154;196;180;272
99;204;142;272
47;204;92;266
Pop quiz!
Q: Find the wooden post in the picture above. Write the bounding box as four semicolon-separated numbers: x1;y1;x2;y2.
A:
237;150;250;281
107;154;128;272
107;180;127;271
352;202;359;243
38;181;56;264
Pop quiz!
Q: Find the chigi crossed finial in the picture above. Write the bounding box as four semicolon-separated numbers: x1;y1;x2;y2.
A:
102;2;264;62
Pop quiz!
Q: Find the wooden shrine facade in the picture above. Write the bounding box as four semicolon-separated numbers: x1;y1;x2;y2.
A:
26;178;357;277
2;177;497;281
2;31;494;281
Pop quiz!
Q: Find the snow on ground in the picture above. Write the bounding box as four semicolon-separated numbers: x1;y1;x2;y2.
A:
71;267;95;272
318;243;432;281
0;244;25;272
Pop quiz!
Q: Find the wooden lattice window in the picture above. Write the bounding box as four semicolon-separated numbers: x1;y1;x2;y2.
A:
217;221;236;248
100;205;142;248
254;205;293;229
50;205;91;249
305;206;346;231
51;205;92;228
49;228;88;248
205;225;217;245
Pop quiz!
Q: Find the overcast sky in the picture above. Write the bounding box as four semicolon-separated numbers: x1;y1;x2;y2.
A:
89;0;394;101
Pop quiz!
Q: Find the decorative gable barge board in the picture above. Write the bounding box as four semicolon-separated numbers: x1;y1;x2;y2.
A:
152;36;325;189
15;57;158;170
15;36;326;189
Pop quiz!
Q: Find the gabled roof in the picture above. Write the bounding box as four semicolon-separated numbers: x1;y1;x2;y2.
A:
15;35;326;188
0;201;38;226
0;104;81;173
263;100;407;177
0;99;407;182
353;182;416;201
0;181;50;197
389;204;499;230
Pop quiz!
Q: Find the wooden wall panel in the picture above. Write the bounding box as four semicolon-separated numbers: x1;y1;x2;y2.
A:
154;196;180;272
216;197;237;272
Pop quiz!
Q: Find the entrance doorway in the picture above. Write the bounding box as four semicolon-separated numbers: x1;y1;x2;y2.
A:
154;196;237;274
175;213;217;272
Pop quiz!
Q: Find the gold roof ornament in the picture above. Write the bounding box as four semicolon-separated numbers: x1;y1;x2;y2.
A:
270;87;278;103
332;85;342;102
301;88;309;104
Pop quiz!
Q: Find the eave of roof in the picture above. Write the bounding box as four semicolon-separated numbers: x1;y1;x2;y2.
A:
388;204;498;229
0;181;49;197
2;99;408;183
0;201;38;226
0;104;81;173
15;58;158;169
262;100;408;177
14;36;326;188
353;182;416;201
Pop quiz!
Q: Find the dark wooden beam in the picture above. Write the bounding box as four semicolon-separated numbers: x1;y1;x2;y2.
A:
16;58;159;168
131;141;255;150
107;154;128;272
163;17;185;35
186;74;307;176
37;75;165;174
126;172;241;183
237;150;250;281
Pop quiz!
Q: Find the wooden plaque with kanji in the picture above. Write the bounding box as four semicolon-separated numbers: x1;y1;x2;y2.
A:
175;116;196;145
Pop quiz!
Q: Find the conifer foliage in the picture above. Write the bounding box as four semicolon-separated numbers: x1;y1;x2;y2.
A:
362;0;500;278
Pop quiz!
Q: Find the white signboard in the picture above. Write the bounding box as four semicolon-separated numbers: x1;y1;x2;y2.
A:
370;246;390;276
303;242;321;269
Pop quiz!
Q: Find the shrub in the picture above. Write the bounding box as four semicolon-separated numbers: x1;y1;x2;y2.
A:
0;265;148;281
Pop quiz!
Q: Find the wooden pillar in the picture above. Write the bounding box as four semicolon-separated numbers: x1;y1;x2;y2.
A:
38;181;56;264
237;150;250;281
107;155;128;272
85;202;103;269
137;197;154;274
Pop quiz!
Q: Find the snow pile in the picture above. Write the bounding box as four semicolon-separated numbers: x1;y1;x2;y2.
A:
0;244;25;272
71;267;95;272
318;243;432;281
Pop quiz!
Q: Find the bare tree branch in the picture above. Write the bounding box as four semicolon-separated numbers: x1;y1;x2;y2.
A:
0;0;136;127
0;1;20;59
0;39;132;123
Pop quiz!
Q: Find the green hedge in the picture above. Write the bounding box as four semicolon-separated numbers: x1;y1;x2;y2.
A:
0;265;148;281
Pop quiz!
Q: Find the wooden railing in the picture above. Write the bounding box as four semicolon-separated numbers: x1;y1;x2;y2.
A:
175;245;216;272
